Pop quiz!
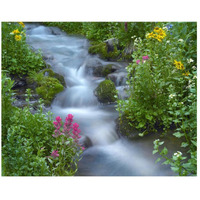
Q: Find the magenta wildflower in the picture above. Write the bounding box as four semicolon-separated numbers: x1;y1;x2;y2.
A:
136;59;140;64
142;55;149;60
51;150;59;159
52;116;62;137
72;122;81;143
63;114;74;136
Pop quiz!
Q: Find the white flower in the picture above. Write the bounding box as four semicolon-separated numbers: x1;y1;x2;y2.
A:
166;40;170;43
187;58;194;63
178;39;184;42
174;151;182;157
192;66;196;70
169;94;176;99
163;27;168;31
193;75;197;79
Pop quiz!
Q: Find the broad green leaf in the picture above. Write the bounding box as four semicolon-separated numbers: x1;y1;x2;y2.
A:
160;147;168;156
173;132;184;138
181;142;188;148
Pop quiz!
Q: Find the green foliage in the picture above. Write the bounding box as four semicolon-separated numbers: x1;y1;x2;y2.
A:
116;22;197;175
89;42;120;60
43;22;83;35
1;71;16;145
2;22;45;75
95;79;117;103
47;116;83;176
1;75;82;176
29;71;64;105
44;22;154;60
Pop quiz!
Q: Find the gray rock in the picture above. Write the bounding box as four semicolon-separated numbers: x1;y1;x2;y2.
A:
107;71;128;86
104;38;119;52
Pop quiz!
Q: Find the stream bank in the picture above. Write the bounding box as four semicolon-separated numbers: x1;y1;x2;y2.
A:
24;23;180;176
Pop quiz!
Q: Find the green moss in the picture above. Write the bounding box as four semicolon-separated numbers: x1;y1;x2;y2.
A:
88;42;120;60
88;42;107;57
117;114;139;138
36;76;64;105
102;64;113;76
42;69;66;87
94;79;117;103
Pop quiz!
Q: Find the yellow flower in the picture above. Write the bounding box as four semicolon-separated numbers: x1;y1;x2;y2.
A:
15;35;22;41
182;71;190;76
147;32;154;39
147;27;166;42
174;60;185;70
19;22;25;28
154;27;160;33
11;29;20;34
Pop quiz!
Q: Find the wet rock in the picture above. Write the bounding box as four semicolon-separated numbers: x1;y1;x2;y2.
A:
79;135;93;149
115;115;140;139
104;38;119;52
94;79;117;103
107;71;128;86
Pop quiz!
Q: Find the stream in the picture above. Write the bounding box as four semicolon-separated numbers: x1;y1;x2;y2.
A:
26;23;178;176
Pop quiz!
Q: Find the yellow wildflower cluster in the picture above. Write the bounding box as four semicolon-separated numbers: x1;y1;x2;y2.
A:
10;29;22;41
174;60;185;70
18;22;25;28
11;29;20;34
147;27;167;42
182;71;190;76
15;35;22;41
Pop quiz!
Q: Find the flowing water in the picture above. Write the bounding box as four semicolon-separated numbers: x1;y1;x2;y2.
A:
26;23;179;176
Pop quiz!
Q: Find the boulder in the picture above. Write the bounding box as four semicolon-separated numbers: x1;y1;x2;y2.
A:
104;38;119;52
94;79;117;103
107;71;128;86
79;135;93;149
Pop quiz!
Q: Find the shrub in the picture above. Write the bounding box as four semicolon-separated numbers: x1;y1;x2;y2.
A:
1;22;45;75
116;22;197;175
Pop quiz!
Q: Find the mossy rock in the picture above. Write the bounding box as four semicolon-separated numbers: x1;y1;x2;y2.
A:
88;42;120;60
94;79;117;103
115;114;140;139
102;64;114;76
36;76;64;105
42;69;66;87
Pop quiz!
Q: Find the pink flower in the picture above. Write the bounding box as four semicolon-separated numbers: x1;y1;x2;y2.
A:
82;147;85;151
142;55;149;60
72;122;81;143
136;59;140;64
56;116;62;122
52;116;62;137
51;150;59;159
63;114;74;136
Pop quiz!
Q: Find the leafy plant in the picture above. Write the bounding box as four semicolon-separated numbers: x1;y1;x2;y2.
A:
2;22;45;75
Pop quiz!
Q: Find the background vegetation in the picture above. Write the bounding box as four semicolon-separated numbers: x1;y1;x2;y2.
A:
1;21;197;176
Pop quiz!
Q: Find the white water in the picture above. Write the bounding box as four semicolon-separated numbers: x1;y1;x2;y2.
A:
26;23;177;176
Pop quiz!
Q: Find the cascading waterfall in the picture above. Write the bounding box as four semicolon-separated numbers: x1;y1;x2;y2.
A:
26;23;176;176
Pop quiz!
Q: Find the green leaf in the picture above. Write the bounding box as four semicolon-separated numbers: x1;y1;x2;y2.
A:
162;160;171;165
160;147;168;156
191;140;197;147
152;150;158;155
173;132;184;138
155;157;161;163
137;121;145;128
48;158;53;164
171;166;179;173
158;141;164;146
181;142;189;148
